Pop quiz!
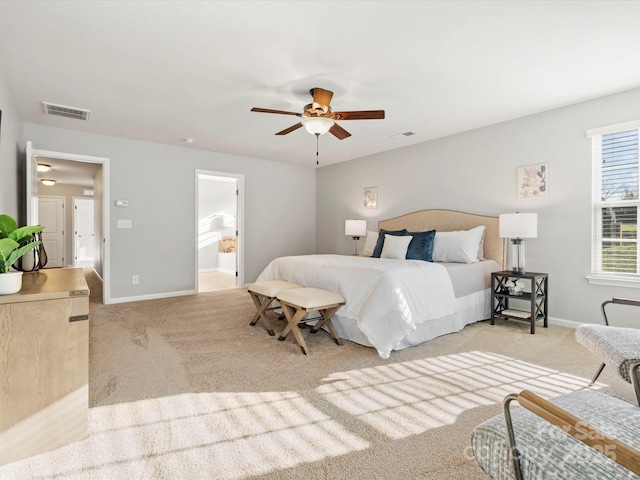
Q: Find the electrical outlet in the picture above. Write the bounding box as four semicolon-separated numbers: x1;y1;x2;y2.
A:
132;275;139;284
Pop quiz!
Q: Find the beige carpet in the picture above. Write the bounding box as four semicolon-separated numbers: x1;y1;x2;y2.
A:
0;270;633;479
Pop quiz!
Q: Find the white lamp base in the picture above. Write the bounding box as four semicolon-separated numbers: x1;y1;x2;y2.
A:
352;236;361;256
510;238;526;274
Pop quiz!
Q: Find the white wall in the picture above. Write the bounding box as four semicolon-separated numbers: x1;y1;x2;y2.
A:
23;124;316;302
317;86;640;327
0;71;23;219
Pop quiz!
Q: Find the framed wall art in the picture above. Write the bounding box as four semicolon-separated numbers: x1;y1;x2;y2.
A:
364;186;377;209
518;163;548;199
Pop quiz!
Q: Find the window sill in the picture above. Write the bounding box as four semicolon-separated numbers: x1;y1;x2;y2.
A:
586;274;640;288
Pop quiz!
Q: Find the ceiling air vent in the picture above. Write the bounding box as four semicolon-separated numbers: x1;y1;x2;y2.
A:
391;131;416;139
42;102;91;121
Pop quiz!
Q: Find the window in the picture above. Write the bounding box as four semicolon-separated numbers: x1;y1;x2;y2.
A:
590;122;640;278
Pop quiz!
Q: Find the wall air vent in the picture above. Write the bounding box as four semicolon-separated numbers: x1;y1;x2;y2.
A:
42;102;91;121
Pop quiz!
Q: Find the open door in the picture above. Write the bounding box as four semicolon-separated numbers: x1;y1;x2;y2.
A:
25;141;38;225
73;198;95;267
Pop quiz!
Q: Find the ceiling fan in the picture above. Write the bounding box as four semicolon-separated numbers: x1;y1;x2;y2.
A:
251;87;385;140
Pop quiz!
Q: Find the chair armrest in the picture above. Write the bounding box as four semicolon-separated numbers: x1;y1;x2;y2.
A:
633;361;640;405
601;297;640;326
503;389;640;479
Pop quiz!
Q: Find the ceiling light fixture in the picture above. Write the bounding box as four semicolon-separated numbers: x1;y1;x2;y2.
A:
301;117;334;136
37;163;51;172
40;179;56;186
301;117;335;167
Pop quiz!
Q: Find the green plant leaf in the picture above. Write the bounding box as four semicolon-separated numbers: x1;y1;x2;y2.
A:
0;238;20;274
11;225;43;243
0;215;17;238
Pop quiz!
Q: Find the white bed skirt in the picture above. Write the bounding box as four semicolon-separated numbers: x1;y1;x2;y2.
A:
330;289;491;352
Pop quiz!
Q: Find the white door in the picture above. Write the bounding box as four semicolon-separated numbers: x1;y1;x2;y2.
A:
74;198;94;267
25;141;39;225
38;196;65;268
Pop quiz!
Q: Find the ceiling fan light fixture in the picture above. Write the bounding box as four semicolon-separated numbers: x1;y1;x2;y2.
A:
301;117;334;136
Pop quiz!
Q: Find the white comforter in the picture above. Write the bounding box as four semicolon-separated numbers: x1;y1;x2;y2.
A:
255;254;459;359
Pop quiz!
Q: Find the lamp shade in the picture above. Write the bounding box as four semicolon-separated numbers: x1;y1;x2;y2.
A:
499;213;537;239
301;117;334;136
345;219;367;237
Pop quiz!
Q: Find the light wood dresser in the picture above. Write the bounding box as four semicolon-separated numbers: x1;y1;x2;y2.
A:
0;268;89;466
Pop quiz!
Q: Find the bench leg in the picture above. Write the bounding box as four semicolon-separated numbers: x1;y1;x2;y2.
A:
279;303;310;355
248;292;276;336
310;306;343;346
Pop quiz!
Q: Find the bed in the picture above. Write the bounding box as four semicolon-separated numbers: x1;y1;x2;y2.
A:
255;209;505;358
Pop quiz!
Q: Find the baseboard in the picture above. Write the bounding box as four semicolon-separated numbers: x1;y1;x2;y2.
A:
108;289;196;304
548;316;582;329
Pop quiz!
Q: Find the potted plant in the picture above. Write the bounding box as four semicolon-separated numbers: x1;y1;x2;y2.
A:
0;214;43;295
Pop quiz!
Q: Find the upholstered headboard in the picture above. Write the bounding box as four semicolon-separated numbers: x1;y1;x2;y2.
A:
378;209;506;268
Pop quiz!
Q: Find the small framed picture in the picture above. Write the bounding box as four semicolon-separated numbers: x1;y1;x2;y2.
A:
364;186;377;209
518;164;548;199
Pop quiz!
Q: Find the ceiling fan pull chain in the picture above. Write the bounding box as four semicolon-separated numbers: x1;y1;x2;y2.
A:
316;133;320;166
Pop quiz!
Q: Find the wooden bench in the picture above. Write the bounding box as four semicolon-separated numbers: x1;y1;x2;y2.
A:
247;280;301;336
276;287;345;355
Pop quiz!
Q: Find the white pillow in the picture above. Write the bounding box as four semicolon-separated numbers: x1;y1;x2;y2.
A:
361;230;379;257
380;234;413;260
433;226;485;263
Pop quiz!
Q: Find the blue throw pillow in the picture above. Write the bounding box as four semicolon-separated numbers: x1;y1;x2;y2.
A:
372;229;407;258
406;230;436;262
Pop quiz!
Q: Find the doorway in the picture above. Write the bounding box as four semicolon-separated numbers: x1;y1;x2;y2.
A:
26;141;110;303
196;170;244;293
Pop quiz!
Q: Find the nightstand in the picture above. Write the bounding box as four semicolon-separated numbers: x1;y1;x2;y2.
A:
490;270;548;334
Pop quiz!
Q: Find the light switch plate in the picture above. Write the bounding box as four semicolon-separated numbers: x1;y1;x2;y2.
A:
117;219;132;229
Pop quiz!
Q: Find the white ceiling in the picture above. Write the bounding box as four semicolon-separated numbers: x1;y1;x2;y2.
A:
2;1;640;169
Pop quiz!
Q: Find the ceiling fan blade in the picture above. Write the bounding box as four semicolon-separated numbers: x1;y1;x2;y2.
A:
332;110;385;120
275;123;303;136
329;123;351;140
251;107;301;116
311;87;333;111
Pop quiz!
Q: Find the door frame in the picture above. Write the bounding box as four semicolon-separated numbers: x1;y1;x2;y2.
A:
26;141;111;303
195;169;245;291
